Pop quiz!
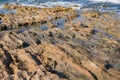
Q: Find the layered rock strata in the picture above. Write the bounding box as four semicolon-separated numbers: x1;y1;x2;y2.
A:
0;4;120;80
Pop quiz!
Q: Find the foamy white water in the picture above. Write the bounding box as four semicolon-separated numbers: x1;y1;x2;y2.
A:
90;0;120;4
0;0;120;14
38;1;83;10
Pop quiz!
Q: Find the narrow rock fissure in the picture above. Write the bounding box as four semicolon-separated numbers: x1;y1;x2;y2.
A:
29;53;42;65
46;68;69;79
88;70;98;80
3;49;14;74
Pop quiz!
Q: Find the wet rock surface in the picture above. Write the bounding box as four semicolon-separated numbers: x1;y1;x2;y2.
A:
0;4;120;80
0;4;77;30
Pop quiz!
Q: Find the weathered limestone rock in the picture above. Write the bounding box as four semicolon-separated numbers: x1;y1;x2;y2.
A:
0;3;120;80
0;4;77;30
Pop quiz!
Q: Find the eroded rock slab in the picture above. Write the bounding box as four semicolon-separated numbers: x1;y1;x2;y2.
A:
0;4;120;80
0;4;77;30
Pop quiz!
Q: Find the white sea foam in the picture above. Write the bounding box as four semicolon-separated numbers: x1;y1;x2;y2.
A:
90;0;120;4
17;0;120;10
0;0;120;14
20;1;83;10
40;1;83;9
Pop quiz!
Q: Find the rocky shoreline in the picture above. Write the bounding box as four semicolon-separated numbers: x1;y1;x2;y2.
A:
0;4;120;80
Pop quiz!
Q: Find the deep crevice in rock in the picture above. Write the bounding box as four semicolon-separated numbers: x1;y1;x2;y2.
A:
3;49;14;74
88;70;98;80
30;53;42;65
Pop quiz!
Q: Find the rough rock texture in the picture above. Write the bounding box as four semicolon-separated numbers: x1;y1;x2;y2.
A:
0;4;77;30
0;4;120;80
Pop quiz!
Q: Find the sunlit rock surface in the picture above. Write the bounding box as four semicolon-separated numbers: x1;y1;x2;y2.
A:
0;4;120;80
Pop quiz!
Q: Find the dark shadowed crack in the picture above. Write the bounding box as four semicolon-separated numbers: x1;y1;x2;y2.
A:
88;70;98;80
46;69;69;79
22;42;30;48
29;53;42;65
3;49;14;74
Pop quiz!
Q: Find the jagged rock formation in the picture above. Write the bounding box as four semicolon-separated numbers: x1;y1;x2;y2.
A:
0;4;77;30
0;4;120;80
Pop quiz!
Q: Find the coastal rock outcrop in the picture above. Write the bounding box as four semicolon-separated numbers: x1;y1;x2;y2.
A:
0;4;77;30
0;4;120;80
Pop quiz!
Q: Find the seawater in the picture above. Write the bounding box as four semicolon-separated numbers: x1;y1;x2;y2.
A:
0;0;120;13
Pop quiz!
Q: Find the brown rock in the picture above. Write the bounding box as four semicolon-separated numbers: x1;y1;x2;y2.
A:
0;4;119;80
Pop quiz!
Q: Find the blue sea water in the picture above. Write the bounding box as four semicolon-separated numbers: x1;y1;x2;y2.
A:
0;0;120;4
0;0;120;13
